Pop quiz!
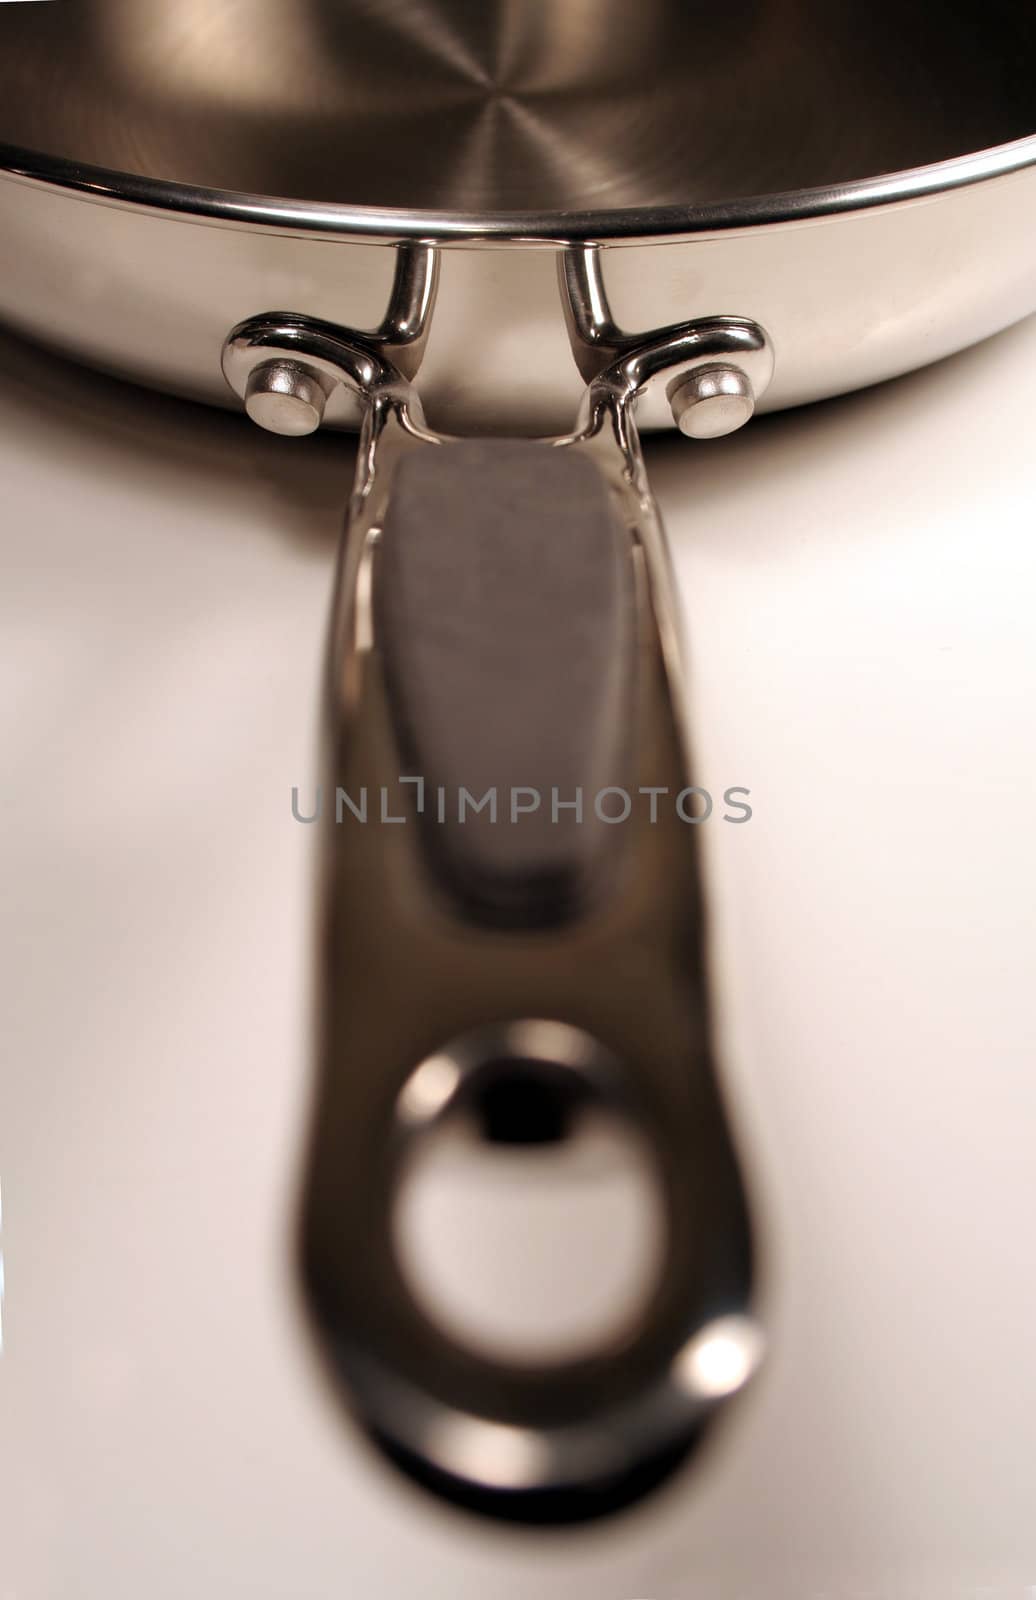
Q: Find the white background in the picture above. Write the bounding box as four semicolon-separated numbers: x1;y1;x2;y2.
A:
1;311;1035;1598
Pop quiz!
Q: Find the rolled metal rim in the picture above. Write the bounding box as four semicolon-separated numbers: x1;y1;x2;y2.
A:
2;132;1036;244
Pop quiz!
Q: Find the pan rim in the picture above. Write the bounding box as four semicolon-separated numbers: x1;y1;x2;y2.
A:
2;132;1035;244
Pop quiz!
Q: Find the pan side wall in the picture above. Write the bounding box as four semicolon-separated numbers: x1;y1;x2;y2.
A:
1;165;1035;433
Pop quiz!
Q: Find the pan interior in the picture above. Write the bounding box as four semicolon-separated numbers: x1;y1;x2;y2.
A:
1;0;1035;214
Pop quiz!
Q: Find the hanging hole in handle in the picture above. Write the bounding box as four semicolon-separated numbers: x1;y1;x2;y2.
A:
391;1023;668;1368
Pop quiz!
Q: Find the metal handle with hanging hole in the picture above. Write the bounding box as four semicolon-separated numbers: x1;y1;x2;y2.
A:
222;242;768;1522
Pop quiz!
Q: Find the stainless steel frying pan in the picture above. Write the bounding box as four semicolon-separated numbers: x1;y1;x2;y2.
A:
3;0;1035;1525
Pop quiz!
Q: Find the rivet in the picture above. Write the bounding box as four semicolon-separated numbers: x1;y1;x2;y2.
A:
669;364;755;440
244;359;328;437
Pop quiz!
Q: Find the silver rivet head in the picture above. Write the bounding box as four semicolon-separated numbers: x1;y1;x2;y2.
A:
244;359;328;437
669;364;755;440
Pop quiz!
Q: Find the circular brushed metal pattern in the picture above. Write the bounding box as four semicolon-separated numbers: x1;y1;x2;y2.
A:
1;0;1036;214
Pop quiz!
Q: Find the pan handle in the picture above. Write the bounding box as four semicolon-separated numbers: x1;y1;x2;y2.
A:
222;255;773;1522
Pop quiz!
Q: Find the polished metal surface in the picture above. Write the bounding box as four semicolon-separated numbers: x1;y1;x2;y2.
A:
560;244;774;433
222;249;775;442
264;292;760;1518
2;4;1036;430
1;0;1036;411
2;0;1036;231
671;366;756;440
245;360;330;436
4;159;1036;433
221;263;763;1517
